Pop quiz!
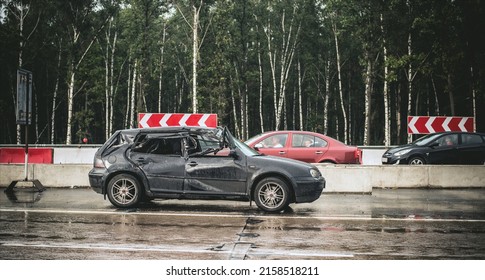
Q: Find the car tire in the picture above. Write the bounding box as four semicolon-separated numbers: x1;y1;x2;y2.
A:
107;174;142;208
254;177;290;212
408;156;425;165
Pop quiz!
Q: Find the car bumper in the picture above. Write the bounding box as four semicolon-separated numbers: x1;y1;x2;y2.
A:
293;177;325;203
381;156;406;165
88;168;107;194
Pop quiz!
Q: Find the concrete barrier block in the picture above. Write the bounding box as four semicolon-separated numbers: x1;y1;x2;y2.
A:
32;164;92;187
316;165;372;193
0;164;34;185
1;163;485;191
428;165;485;187
371;166;429;188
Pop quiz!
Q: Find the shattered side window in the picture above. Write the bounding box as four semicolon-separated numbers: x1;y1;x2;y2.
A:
133;136;182;156
102;131;135;155
192;133;221;151
187;132;228;156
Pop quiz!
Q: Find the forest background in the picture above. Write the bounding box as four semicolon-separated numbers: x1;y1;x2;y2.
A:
0;0;484;146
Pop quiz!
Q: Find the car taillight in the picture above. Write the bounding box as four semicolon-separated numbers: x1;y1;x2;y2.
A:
93;156;106;168
354;149;362;164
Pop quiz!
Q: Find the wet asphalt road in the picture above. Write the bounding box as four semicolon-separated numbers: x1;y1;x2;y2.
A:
1;187;485;259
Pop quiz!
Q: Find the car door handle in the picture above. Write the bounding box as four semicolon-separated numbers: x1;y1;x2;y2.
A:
278;151;286;155
315;151;323;154
188;162;198;167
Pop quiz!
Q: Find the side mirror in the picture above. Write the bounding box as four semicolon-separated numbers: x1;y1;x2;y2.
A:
254;143;263;151
430;142;439;148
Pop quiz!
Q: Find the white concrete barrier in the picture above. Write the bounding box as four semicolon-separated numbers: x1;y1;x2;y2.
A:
1;164;92;188
1;164;484;192
316;165;485;193
53;147;99;164
1;146;386;165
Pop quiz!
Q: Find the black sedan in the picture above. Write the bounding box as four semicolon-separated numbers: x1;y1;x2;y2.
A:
382;132;485;165
89;126;325;212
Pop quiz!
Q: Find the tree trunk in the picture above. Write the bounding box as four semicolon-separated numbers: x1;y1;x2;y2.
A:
66;68;75;144
104;31;110;140
258;39;264;133
158;25;166;113
381;14;391;146
470;66;476;131
406;32;413;143
447;73;455;115
298;60;303;130
323;59;330;135
431;77;440;115
332;20;348;144
363;51;373;146
125;61;131;128
50;39;62;144
192;4;199;113
230;85;240;139
109;31;117;137
130;60;137;128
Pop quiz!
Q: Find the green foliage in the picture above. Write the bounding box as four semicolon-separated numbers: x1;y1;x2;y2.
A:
0;0;484;145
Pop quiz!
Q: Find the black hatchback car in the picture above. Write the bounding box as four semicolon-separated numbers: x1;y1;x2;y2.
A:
382;132;485;165
89;126;325;212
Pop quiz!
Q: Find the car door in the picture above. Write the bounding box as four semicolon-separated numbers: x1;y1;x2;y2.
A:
426;133;460;164
286;133;329;163
184;135;247;195
253;133;289;158
457;133;485;164
130;136;185;192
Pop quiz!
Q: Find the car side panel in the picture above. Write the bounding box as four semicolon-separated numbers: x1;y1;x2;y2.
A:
185;155;247;195
287;133;329;163
130;152;185;192
457;136;485;164
286;147;327;163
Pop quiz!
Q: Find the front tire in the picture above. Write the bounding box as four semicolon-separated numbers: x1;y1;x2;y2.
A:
408;156;425;165
107;174;142;208
254;177;290;212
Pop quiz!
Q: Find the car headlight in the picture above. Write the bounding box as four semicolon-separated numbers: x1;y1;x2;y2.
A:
394;148;411;157
310;168;321;178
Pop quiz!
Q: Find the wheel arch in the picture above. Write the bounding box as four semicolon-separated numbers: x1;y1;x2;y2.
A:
319;159;337;164
250;172;296;203
102;170;146;195
407;154;427;164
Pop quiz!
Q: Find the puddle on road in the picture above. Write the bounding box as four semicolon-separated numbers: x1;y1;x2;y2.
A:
4;189;43;204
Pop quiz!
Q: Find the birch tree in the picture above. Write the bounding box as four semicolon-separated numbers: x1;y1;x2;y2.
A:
261;1;301;131
61;1;110;144
330;14;347;143
381;13;390;146
175;0;212;113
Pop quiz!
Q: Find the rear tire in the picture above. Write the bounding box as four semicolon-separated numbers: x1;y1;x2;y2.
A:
254;177;290;212
107;174;142;208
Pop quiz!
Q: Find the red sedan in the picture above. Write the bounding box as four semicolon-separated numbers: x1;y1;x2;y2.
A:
245;131;361;164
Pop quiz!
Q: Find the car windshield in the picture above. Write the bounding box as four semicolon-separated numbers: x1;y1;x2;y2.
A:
234;137;261;156
412;134;443;146
244;132;272;145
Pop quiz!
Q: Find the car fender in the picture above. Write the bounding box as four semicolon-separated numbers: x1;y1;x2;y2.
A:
246;155;312;201
318;157;337;164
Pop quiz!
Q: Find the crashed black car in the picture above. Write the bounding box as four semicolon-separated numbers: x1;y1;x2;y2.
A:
382;132;485;165
89;126;325;212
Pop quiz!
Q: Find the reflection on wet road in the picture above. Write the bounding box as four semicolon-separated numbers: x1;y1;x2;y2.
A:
1;187;485;259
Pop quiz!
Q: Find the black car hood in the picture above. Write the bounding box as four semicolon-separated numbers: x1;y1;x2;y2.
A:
386;144;415;154
248;153;315;175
